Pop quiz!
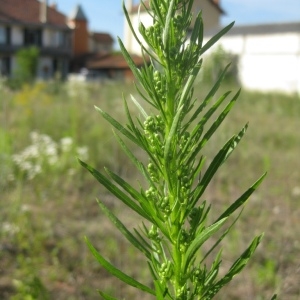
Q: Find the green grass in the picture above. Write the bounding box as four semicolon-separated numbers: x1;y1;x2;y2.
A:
0;81;299;299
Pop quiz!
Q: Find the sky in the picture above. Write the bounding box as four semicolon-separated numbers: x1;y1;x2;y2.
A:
56;0;300;49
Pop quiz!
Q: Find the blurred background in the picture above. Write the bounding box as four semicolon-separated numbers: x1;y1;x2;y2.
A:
0;0;299;299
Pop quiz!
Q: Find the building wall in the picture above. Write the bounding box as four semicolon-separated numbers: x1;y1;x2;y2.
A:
11;26;23;45
208;31;300;93
192;0;220;31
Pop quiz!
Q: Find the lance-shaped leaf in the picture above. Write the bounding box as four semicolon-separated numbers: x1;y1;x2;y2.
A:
113;131;153;185
190;136;235;208
201;208;244;264
85;237;156;296
104;168;162;225
203;234;263;298
94;106;140;146
184;64;231;131
215;172;267;222
96;199;151;259
190;123;248;208
185;89;240;167
183;217;227;272
98;290;119;300
79;160;150;221
154;280;166;300
199;21;235;56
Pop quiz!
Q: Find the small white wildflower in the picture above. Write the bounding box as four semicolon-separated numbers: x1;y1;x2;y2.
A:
2;222;20;235
30;131;39;143
68;168;76;176
48;155;58;165
60;137;73;152
292;186;300;197
45;144;58;157
19;161;33;172
76;146;89;160
23;145;39;158
20;204;31;212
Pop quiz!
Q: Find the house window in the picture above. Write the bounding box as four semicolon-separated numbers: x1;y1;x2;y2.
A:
24;28;42;46
0;27;5;43
56;31;64;46
0;26;10;44
0;57;11;76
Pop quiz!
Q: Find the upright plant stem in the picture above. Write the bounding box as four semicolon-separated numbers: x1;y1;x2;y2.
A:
80;1;271;299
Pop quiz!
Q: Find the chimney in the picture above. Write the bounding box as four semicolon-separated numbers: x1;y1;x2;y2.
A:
50;1;57;10
40;0;48;23
126;0;133;12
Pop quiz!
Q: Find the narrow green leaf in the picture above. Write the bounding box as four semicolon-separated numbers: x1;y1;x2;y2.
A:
154;280;165;300
185;89;240;167
130;94;148;119
85;237;156;295
98;290;118;300
184;64;231;130
190;12;203;46
163;0;176;47
201;208;244;264
205;234;263;298
118;38;144;83
223;122;247;162
113;131;153;185
134;228;152;251
121;1;157;61
191;137;235;208
96;199;151;259
178;63;202;109
79;159;150;220
183;218;227;272
104;168;159;223
199;21;235;56
196;89;241;151
94;106;140;146
164;105;184;164
215;173;267;222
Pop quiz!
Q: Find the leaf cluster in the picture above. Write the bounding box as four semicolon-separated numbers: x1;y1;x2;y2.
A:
80;0;269;299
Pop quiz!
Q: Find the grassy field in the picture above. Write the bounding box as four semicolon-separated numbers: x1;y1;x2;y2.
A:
0;79;299;299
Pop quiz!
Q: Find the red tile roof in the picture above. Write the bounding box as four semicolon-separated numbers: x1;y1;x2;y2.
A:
87;53;146;69
0;0;69;29
90;32;114;44
131;0;225;14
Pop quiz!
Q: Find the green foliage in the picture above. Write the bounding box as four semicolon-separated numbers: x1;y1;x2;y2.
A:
14;46;40;85
80;0;274;299
12;276;50;300
201;45;239;84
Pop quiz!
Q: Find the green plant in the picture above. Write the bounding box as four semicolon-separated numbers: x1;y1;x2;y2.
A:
80;0;275;299
14;46;39;85
201;45;238;84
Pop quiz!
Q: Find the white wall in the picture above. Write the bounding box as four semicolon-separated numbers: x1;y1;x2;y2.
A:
11;26;23;45
206;31;300;94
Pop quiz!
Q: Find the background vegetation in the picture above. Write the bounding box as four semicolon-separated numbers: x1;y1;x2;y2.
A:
0;77;299;299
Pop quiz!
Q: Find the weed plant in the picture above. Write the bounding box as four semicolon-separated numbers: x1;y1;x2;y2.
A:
1;76;299;299
80;0;276;299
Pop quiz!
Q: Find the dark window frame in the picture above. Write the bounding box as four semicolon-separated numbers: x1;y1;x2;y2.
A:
24;28;42;47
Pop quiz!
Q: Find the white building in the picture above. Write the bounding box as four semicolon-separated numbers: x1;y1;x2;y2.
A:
123;1;300;94
207;22;300;94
